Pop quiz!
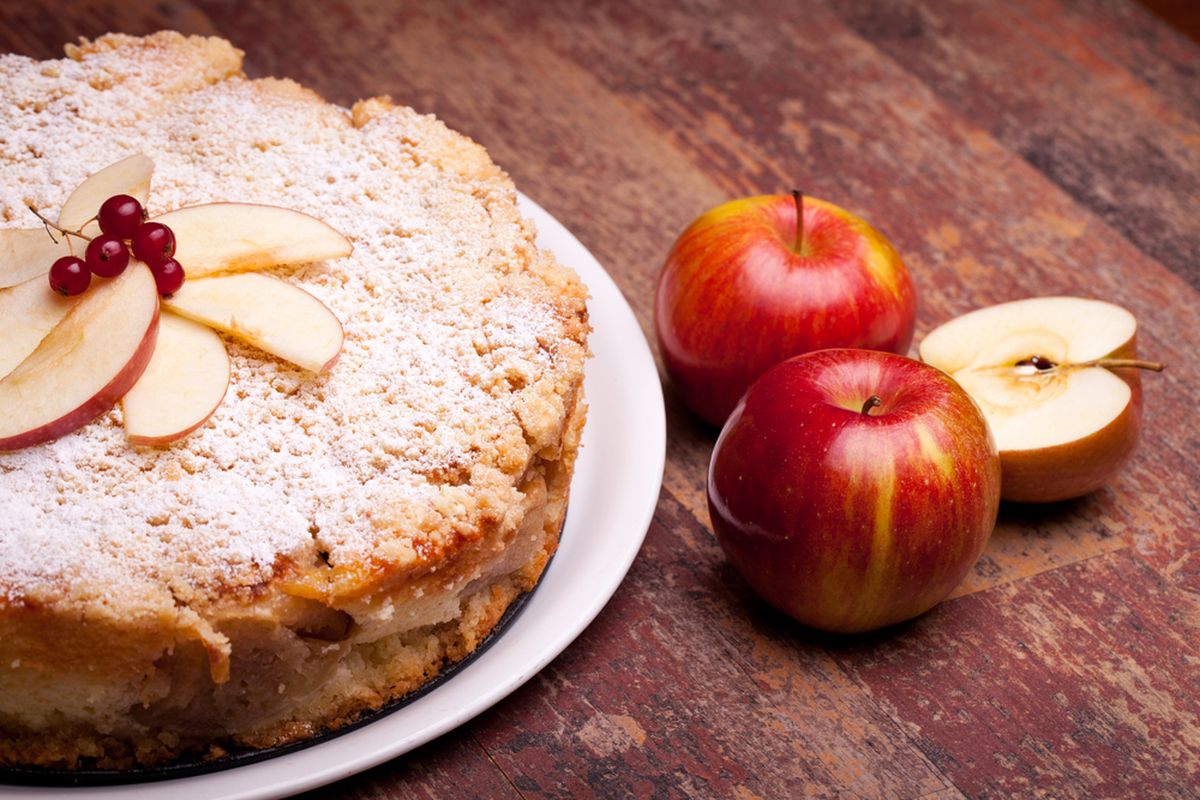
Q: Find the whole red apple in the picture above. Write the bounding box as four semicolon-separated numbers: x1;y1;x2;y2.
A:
655;193;917;427
707;349;1000;633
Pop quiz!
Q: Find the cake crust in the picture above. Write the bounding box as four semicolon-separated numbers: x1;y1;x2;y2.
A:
0;32;588;769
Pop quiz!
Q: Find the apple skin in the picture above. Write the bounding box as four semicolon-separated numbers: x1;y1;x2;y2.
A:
1001;336;1142;503
0;262;161;451
0;307;159;451
655;194;917;427
707;349;1000;633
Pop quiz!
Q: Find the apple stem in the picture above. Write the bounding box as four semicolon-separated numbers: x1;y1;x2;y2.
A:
1082;358;1165;372
1016;355;1165;374
861;395;882;416
792;189;804;254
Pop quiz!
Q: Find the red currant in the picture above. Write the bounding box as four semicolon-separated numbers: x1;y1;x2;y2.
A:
131;222;176;265
97;194;145;238
85;234;130;278
48;256;91;296
150;257;185;296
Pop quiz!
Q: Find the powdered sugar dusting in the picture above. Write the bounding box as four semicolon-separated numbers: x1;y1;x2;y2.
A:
0;35;587;607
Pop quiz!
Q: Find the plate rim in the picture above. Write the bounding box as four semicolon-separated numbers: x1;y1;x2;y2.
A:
0;192;666;800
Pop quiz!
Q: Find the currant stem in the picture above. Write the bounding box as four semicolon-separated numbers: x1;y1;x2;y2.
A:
861;395;882;416
792;189;805;253
27;205;94;244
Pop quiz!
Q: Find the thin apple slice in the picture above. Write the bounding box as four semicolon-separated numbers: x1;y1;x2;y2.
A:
0;262;159;451
152;203;353;278
0;275;82;380
0;228;71;289
164;273;343;372
58;153;155;237
122;312;230;445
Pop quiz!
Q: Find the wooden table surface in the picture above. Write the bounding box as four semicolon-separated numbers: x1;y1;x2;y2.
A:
5;1;1199;797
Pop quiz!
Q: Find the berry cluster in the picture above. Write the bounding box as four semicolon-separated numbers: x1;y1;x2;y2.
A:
37;194;184;298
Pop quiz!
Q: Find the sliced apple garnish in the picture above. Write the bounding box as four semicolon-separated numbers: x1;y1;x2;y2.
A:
58;153;154;237
0;228;71;289
152;203;353;279
0;275;82;380
0;262;159;451
122;312;230;446
165;273;343;373
920;296;1158;503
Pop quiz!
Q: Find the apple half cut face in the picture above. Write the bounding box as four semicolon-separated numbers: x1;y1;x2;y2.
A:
0;262;160;451
122;312;231;446
152;202;354;279
920;296;1143;503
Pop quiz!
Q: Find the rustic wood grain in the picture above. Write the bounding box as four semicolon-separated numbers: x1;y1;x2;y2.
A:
831;550;1200;797
833;0;1200;291
3;1;1199;797
302;725;522;800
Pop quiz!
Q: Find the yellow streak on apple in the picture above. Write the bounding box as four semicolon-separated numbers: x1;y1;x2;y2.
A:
824;199;908;303
826;430;901;631
864;468;897;625
916;424;955;484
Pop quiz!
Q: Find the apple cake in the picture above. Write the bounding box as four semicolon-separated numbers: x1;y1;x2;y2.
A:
0;32;588;769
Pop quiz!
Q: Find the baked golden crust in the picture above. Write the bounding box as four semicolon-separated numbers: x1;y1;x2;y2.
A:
0;32;588;769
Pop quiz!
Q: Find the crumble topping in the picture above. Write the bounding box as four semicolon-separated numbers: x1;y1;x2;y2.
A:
0;34;586;607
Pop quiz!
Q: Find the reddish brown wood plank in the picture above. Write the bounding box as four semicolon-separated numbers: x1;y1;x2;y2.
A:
1165;545;1200;603
0;1;219;58
294;725;521;800
1048;0;1200;118
468;494;953;799
831;550;1200;797
832;0;1200;291
1136;0;1200;44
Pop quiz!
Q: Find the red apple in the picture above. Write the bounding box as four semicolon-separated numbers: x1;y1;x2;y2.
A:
655;193;917;427
707;349;1000;633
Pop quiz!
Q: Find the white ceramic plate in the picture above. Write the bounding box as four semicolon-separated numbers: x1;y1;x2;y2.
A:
1;193;665;800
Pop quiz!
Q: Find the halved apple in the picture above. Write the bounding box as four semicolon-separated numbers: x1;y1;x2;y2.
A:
919;296;1155;503
165;273;343;373
152;203;353;278
0;262;159;451
122;312;230;446
58;153;155;236
0;228;70;289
